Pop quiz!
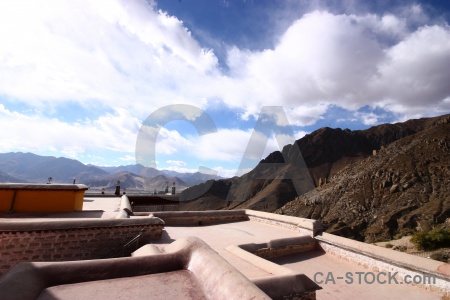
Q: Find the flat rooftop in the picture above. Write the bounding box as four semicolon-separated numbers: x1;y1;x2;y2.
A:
157;221;441;300
82;196;121;218
0;195;446;299
38;271;208;300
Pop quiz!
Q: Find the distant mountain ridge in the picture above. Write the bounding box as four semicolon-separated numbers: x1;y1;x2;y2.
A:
0;153;222;191
0;152;107;184
97;164;223;185
98;164;163;178
0;170;26;183
162;170;223;185
83;172;189;192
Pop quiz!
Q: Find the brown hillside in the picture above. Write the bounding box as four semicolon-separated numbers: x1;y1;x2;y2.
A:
278;116;450;242
181;114;450;214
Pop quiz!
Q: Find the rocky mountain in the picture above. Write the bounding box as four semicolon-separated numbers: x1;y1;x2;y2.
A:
180;114;450;242
84;172;189;192
83;171;146;190
278;115;450;242
0;170;26;183
99;164;223;186
163;171;224;185
98;164;163;178
144;174;189;193
0;153;218;192
0;152;108;183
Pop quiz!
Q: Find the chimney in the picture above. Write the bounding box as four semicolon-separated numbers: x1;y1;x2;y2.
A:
172;182;176;195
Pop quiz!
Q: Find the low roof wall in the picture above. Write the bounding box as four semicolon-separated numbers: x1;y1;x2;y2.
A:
245;210;324;236
317;232;450;296
149;210;249;225
0;216;164;232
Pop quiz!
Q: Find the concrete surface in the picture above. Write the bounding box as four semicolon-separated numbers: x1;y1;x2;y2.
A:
156;220;301;278
37;271;208;300
271;249;441;300
83;196;121;218
159;221;443;300
0;237;271;300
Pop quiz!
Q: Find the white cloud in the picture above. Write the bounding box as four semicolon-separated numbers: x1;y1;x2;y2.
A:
60;146;84;159
190;129;253;162
0;105;139;154
294;130;308;140
224;9;450;122
0;0;219;117
149;127;294;170
399;4;429;26
211;166;239;178
155;127;192;155
379;14;407;36
119;155;136;162
285;105;328;126
355;112;386;126
0;1;449;171
180;128;298;165
1;2;448;123
370;25;450;115
136;124;193;169
166;160;187;167
226;11;385;113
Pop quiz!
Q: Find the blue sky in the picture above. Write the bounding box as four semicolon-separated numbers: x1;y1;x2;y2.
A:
0;0;449;177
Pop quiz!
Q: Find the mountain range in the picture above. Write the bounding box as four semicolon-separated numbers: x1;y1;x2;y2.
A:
0;153;222;192
0;152;107;183
2;114;449;242
180;114;450;242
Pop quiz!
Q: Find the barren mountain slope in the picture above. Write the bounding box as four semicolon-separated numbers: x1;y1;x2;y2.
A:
277;117;450;242
181;114;450;213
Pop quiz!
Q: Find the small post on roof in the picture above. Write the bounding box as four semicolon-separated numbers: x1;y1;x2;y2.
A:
115;180;121;196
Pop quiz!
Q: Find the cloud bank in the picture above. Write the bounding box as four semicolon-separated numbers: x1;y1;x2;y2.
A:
0;0;449;174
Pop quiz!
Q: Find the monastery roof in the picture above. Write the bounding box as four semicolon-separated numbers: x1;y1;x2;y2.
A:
0;195;448;299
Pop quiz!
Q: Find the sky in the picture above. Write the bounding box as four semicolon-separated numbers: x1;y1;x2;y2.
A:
0;0;449;178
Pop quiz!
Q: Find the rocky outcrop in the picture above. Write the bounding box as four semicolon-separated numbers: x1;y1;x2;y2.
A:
278;116;450;242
